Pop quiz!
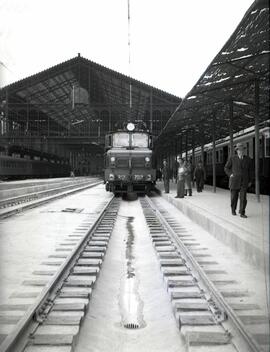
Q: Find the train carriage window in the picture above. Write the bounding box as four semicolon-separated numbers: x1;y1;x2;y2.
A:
246;142;250;157
220;149;223;163
216;151;219;163
207;151;212;165
259;138;263;158
265;136;270;157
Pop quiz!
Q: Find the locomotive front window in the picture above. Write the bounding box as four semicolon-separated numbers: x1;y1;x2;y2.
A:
113;133;129;147
132;133;148;147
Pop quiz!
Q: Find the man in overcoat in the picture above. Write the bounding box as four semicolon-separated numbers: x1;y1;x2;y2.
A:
224;143;252;218
162;159;170;193
194;161;206;192
184;159;193;196
176;157;186;198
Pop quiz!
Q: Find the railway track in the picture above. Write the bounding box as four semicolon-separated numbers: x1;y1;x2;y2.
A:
0;178;102;219
140;195;268;352
0;195;120;352
0;193;268;352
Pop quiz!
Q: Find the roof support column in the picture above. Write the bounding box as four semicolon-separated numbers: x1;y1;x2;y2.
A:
174;137;178;159
229;100;234;157
26;98;30;143
5;90;9;135
179;134;182;158
254;80;260;202
47;116;50;137
185;130;188;160
200;122;204;165
166;145;169;168
88;64;91;100
169;141;173;172
192;128;195;166
174;138;178;182
88;65;92;136
150;89;153;133
109;106;112;132
212;115;216;193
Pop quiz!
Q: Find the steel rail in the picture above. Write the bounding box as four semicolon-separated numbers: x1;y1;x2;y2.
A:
0;181;102;220
0;179;99;208
0;195;115;352
145;195;263;352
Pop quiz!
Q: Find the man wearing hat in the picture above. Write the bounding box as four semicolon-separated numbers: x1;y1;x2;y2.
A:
224;143;252;218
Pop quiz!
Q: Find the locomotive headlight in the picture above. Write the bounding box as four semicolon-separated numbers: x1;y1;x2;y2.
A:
127;122;135;131
145;156;150;167
109;173;115;180
110;156;116;167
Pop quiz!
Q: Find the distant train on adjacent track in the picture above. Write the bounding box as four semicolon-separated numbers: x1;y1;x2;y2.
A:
192;122;270;194
104;122;156;195
0;155;70;180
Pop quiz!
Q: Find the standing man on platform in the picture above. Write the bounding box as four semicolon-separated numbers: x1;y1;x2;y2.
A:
194;161;206;192
184;158;193;196
162;159;170;193
175;157;186;198
224;143;252;218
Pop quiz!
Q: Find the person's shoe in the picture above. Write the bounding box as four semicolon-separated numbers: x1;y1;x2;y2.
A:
232;210;237;215
240;214;247;218
175;196;179;198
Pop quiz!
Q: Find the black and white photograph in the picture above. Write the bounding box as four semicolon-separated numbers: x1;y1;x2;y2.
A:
0;0;269;351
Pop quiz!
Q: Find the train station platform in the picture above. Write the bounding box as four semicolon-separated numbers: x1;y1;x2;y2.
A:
156;182;269;271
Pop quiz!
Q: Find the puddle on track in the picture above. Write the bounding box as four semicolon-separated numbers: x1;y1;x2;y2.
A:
119;216;145;329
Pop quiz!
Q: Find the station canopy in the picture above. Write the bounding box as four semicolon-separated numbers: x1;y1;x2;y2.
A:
0;54;181;145
157;0;269;151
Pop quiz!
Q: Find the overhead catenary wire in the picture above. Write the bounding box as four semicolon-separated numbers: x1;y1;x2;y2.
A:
0;61;13;73
127;0;132;110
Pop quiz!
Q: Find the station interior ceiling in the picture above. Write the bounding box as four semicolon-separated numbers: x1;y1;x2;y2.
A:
0;55;180;160
0;0;269;169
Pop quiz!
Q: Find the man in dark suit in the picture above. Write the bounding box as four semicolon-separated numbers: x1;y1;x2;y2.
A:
162;159;170;193
224;143;252;218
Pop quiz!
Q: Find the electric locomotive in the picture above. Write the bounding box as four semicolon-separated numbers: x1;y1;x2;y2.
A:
104;122;156;195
